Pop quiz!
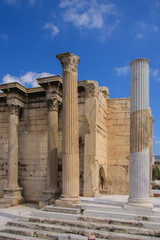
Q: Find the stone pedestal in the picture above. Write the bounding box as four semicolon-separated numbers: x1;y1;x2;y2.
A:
56;52;80;205
127;58;153;208
4;104;23;204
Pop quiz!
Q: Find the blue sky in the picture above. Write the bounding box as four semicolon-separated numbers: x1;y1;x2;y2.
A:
0;0;160;155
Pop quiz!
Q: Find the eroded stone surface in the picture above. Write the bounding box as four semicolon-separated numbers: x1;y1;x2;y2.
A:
0;55;154;203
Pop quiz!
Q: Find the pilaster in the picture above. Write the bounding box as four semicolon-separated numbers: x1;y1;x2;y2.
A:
82;81;100;197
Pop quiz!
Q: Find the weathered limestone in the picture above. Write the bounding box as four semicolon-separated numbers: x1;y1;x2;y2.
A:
37;76;62;206
127;58;152;207
0;83;26;204
149;109;154;196
4;103;23;201
0;55;154;204
47;98;59;190
56;52;80;204
107;98;130;195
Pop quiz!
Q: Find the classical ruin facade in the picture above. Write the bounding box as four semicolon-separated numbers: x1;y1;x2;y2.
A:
0;53;154;206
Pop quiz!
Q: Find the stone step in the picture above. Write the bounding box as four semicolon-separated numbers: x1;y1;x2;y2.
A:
32;205;160;224
0;230;102;240
5;221;109;239
83;208;160;222
1;226;96;240
31;209;79;220
78;215;160;230
2;226;36;237
6;218;160;238
1;225;160;240
81;202;155;216
107;231;160;240
81;198;160;216
0;231;45;240
0;203;11;208
0;198;12;208
42;205;81;214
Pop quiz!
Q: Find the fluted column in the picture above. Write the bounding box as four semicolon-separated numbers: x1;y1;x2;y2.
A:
4;103;23;202
128;58;152;207
56;52;80;204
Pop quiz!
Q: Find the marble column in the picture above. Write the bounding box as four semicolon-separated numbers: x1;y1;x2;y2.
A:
4;103;23;203
128;58;152;207
56;52;80;204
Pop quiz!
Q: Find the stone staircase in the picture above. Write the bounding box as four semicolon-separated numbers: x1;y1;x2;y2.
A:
0;198;12;208
0;196;160;239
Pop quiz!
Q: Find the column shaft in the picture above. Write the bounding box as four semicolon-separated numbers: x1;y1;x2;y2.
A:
128;58;152;207
47;101;58;190
4;104;23;203
62;71;79;198
8;111;19;189
56;52;80;204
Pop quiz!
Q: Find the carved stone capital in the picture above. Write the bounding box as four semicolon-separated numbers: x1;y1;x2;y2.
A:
47;98;60;112
85;83;99;98
9;104;21;116
56;52;80;74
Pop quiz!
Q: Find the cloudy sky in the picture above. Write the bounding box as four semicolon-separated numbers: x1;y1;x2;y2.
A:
0;0;160;155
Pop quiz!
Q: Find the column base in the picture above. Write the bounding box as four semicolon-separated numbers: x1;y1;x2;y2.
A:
39;188;59;208
124;198;153;209
55;196;81;207
4;186;24;206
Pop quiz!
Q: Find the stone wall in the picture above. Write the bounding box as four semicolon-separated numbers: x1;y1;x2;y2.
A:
0;78;154;201
79;81;108;197
107;98;130;195
18;89;48;202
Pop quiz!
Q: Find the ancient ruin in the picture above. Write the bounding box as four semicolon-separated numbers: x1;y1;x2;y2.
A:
127;58;152;207
0;53;154;207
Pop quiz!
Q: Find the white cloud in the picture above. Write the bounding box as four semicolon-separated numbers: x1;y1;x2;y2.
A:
59;0;119;38
139;22;147;30
152;69;160;77
150;68;160;81
5;0;37;6
151;1;160;17
28;0;36;6
153;25;159;33
59;0;86;9
0;34;8;41
2;74;19;83
5;0;17;4
2;72;54;88
135;33;143;39
134;21;160;40
44;22;59;38
114;65;129;76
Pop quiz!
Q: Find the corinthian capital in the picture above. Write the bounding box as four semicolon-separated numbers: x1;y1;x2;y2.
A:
9;104;21;116
56;52;80;73
47;98;60;112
